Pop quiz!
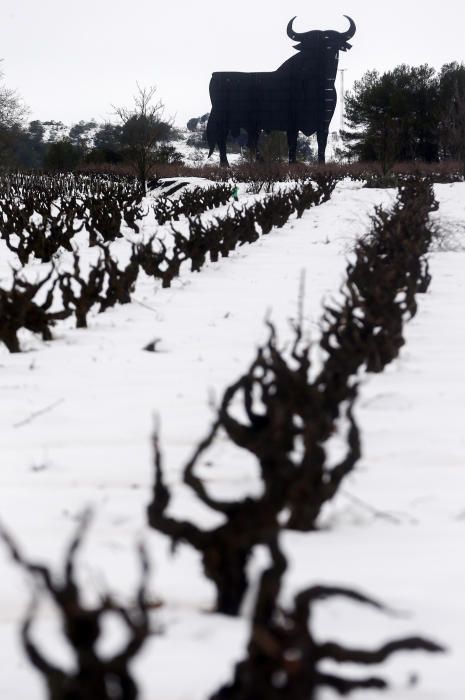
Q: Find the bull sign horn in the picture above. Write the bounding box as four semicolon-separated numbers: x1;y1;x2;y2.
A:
341;15;356;40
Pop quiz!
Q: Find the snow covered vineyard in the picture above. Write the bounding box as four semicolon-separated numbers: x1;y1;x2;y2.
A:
0;173;464;699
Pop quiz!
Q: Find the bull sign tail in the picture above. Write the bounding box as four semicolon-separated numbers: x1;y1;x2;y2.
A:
206;117;217;159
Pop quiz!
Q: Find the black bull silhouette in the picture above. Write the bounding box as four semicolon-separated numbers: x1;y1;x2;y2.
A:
207;16;356;166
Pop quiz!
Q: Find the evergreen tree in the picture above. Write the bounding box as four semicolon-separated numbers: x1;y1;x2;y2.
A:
438;62;465;166
342;65;440;169
44;139;82;170
87;122;124;164
68;120;97;152
14;120;47;168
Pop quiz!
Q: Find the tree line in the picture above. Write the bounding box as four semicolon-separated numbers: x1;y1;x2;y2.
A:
0;72;182;187
2;60;465;175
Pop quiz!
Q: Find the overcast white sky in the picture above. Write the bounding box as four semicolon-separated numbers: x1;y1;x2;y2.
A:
1;0;465;130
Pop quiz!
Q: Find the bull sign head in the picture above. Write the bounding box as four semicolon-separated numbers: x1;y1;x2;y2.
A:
287;15;356;52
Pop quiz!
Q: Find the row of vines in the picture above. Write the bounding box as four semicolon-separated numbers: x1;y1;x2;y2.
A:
0;173;334;352
0;173;445;699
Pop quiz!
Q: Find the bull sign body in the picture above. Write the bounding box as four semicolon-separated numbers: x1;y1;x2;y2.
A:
207;16;356;166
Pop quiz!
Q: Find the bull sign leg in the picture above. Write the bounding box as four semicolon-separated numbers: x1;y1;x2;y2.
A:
247;131;262;162
317;129;329;163
287;130;298;164
219;130;230;167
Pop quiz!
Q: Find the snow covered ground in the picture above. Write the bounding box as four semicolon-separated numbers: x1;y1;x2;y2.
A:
0;180;464;698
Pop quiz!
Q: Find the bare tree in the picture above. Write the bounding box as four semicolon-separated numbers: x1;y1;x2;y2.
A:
0;60;29;166
114;85;173;194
